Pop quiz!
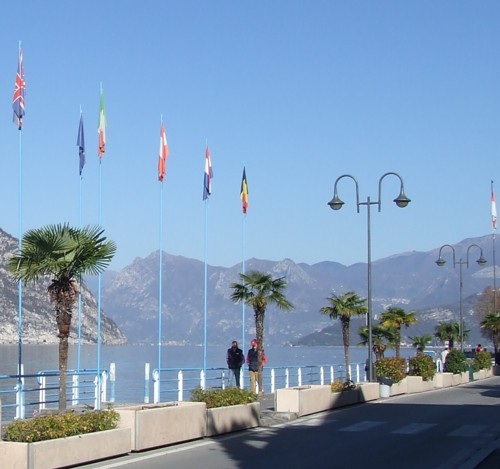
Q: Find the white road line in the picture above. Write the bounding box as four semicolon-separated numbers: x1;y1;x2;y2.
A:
393;423;436;434
339;421;385;432
449;424;488;437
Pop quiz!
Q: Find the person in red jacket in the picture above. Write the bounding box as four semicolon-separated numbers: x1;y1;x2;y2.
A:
247;338;266;393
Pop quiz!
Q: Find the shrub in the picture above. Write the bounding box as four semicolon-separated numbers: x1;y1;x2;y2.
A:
190;387;258;409
409;354;436;381
444;349;468;374
375;357;406;384
473;350;492;371
330;379;356;393
3;408;119;443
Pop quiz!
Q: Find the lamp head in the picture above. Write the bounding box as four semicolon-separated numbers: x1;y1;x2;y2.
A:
328;195;344;211
477;255;487;266
435;257;446;267
394;189;411;208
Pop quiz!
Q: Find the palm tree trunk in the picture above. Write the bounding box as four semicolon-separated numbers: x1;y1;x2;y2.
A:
395;329;401;358
342;318;350;381
59;334;68;411
255;308;265;394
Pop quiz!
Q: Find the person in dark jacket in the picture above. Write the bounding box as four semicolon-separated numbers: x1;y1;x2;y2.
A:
227;340;244;387
247;338;267;393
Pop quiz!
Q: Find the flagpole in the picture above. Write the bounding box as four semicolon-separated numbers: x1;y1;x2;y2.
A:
158;116;164;378
203;199;208;377
77;107;84;373
492;180;497;313
14;40;25;417
241;165;247;354
96;83;105;410
17;102;23;397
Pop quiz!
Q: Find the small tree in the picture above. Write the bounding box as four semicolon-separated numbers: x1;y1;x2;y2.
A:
434;321;468;350
358;323;396;361
409;334;433;354
320;292;367;380
379;307;417;358
230;271;293;393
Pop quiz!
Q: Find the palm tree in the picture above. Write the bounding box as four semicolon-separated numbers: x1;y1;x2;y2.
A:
379;307;417;358
480;312;500;358
434;321;468;350
230;271;293;393
9;224;116;411
409;334;433;354
358;323;396;361
320;292;367;380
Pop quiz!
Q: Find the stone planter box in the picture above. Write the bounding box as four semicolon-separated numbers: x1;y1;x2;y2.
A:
276;385;331;416
330;388;359;408
435;372;453;388
0;428;131;469
390;378;407;396
358;382;380;402
117;401;206;451
421;378;435;392
406;376;423;394
206;402;260;436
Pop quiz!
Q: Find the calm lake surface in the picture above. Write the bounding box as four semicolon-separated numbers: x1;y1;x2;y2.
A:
0;343;423;406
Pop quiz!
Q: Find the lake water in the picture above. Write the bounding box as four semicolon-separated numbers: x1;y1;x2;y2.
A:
0;343;425;420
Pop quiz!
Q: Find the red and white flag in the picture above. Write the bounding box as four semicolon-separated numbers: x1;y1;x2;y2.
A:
158;122;169;181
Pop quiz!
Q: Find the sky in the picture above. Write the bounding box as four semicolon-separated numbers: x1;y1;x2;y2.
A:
0;1;499;271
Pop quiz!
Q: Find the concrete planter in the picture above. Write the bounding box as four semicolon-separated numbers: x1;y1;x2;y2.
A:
358;382;380;402
421;378;435;392
206;402;260;436
390;378;407;396
330;388;360;408
276;385;331;416
406;376;423;394
0;428;131;469
117;401;206;451
452;373;462;386
460;371;470;384
435;372;453;388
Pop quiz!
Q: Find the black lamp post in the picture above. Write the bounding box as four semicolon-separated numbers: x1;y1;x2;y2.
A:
328;172;411;381
435;243;487;351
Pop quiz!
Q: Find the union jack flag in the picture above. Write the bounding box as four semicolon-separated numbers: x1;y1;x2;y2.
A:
12;47;26;129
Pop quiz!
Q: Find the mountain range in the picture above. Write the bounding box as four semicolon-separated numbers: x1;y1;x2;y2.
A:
0;226;496;348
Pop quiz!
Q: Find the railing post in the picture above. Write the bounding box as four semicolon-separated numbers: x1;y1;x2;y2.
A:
101;370;107;404
355;364;360;383
144;363;150;403
271;368;275;393
285;368;289;388
331;365;334;383
109;363;116;403
178;370;183;401
320;366;325;385
222;370;226;390
93;374;99;409
298;367;302;386
72;374;78;405
153;369;160;404
39;374;46;411
200;369;206;390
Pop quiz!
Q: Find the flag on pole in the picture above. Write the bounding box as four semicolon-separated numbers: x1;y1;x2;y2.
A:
492;181;497;231
203;145;213;200
77;114;86;175
240;167;249;213
158;122;169;181
98;88;107;157
12;47;26;130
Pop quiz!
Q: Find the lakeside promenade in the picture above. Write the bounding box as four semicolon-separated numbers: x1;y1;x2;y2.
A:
78;376;500;469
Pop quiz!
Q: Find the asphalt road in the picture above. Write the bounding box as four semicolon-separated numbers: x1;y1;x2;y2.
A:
82;377;500;469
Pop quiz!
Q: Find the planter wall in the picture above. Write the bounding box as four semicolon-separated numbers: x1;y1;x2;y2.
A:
421;378;435;392
0;428;131;469
206;402;260;437
390;378;407;396
117;401;206;451
406;376;423;394
276;385;331;416
358;383;380;402
435;372;453;388
329;389;359;408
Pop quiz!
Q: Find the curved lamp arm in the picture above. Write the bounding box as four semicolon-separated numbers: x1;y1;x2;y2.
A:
378;172;411;212
328;174;360;213
466;244;487;267
435;244;456;267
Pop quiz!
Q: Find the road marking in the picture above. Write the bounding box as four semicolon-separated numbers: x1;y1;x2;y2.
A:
393;423;436;434
448;424;488;437
339;421;385;432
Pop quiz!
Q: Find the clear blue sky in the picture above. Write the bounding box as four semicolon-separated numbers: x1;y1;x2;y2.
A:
0;1;499;271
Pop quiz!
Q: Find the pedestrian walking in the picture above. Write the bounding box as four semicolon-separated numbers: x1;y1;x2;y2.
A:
440;347;449;372
226;340;244;387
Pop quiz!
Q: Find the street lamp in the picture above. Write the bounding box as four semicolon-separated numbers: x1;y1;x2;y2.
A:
328;172;411;382
435;244;487;351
